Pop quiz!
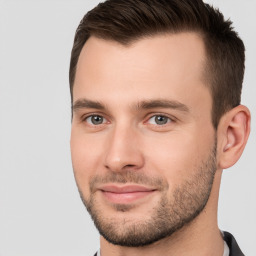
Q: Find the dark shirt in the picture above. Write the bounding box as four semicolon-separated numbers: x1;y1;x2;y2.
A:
94;231;244;256
223;231;244;256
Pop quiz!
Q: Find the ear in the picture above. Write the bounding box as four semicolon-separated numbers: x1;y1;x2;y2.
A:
217;105;251;169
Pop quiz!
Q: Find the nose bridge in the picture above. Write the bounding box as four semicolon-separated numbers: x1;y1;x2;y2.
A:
104;121;144;172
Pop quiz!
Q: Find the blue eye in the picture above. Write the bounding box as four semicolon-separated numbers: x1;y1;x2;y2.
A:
148;115;171;125
85;115;106;125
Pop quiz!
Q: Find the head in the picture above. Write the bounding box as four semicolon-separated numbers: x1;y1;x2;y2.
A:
69;0;250;248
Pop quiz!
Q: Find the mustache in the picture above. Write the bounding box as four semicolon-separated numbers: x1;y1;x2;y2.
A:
89;170;168;192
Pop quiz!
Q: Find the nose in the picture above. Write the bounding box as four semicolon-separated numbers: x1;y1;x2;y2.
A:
104;125;145;172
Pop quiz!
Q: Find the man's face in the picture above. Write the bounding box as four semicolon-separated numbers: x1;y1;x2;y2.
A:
71;33;217;246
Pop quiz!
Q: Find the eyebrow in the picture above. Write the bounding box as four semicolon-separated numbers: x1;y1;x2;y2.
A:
72;99;106;112
72;98;189;113
137;99;189;112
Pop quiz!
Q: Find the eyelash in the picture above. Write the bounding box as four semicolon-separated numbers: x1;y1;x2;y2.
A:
81;113;176;128
82;114;108;126
147;114;174;125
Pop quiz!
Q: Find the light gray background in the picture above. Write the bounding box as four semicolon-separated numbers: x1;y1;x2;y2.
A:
0;0;255;255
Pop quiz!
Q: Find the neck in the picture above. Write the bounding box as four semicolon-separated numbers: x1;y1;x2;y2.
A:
100;170;224;256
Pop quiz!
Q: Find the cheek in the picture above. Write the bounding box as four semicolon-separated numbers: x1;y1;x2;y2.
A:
143;131;213;182
70;129;104;194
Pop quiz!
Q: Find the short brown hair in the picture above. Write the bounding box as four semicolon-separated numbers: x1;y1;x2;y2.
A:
69;0;245;128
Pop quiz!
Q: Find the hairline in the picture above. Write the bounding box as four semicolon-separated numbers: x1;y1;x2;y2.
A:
72;29;212;96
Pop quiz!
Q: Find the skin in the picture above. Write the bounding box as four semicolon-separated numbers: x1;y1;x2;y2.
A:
70;33;250;256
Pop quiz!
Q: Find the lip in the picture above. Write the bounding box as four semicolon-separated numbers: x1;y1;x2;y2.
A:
98;184;156;204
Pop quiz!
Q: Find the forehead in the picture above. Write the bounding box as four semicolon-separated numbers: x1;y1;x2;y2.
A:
73;33;211;114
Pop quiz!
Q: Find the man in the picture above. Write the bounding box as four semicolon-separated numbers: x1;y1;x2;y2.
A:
69;0;251;255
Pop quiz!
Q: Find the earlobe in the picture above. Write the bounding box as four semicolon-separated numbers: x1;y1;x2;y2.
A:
217;105;251;169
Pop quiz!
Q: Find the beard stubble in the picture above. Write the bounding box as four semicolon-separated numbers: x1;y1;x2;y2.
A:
77;142;217;247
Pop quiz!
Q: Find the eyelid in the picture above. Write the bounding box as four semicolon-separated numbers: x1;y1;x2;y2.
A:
87;115;106;125
79;111;177;127
145;113;176;122
143;113;177;130
148;115;171;124
81;112;110;125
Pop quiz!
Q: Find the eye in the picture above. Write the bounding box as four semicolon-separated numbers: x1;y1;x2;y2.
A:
148;115;172;125
85;115;106;125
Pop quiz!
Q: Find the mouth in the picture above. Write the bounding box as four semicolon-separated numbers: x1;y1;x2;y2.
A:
98;184;157;204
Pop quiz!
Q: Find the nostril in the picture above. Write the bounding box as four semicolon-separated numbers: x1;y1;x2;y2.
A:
125;164;136;168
